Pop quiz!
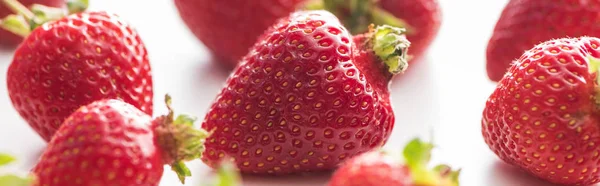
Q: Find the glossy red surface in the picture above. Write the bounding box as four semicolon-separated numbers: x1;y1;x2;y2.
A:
483;37;600;185
200;10;396;175
6;11;153;142
31;99;164;186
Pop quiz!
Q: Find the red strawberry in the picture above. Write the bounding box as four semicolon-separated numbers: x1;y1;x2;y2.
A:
486;0;600;82
328;138;460;186
304;0;442;64
200;10;411;174
26;95;209;186
173;0;307;68
0;0;63;47
482;36;600;185
3;0;153;142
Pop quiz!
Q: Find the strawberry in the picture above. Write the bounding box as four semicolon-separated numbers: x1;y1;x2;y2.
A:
0;0;63;47
173;0;307;68
3;0;153;142
327;138;460;186
304;0;442;64
482;36;600;185
486;0;600;82
200;10;411;174
22;95;210;186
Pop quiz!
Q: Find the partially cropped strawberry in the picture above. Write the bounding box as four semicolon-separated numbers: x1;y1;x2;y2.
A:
0;0;63;47
482;36;600;185
3;0;153;142
328;138;460;186
26;95;209;186
173;0;307;68
200;10;411;174
304;0;442;64
486;0;600;82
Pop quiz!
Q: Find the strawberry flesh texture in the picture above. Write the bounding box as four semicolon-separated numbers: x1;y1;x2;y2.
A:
328;151;412;186
486;0;600;82
378;0;441;63
483;37;600;185
31;99;164;186
173;0;306;68
0;0;64;47
201;11;395;174
6;11;154;142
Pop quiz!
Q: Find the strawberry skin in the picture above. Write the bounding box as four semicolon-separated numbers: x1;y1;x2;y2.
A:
486;0;600;82
31;99;163;186
30;97;208;186
328;138;460;186
377;0;442;63
328;151;413;186
6;11;153;142
173;0;306;68
0;0;63;47
482;37;600;185
305;0;442;64
200;10;410;174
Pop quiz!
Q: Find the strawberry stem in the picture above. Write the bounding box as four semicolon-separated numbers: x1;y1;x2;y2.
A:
202;159;242;186
303;0;410;34
402;138;461;186
371;25;411;74
155;94;211;184
66;0;88;14
0;153;35;186
0;0;88;38
0;15;30;37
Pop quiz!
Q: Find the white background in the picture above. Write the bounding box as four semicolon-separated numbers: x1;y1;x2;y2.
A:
0;0;566;186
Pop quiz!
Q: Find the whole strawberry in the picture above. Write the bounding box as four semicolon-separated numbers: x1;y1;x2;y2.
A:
4;0;153;142
0;0;63;47
482;36;600;185
328;138;460;186
29;95;209;186
486;0;600;82
200;10;411;174
305;0;442;64
173;0;307;68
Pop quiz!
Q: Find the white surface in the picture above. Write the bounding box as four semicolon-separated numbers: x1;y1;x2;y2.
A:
0;0;567;186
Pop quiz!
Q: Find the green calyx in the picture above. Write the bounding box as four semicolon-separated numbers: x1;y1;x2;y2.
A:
0;153;35;186
587;56;600;106
303;0;411;35
0;0;88;37
201;159;242;186
155;94;211;184
402;138;461;186
372;25;411;74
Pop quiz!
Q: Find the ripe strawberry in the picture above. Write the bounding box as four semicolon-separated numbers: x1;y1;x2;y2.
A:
3;0;153;142
305;0;442;64
173;0;307;68
482;36;600;185
200;10;411;174
27;95;209;186
486;0;600;82
0;0;63;47
328;138;460;186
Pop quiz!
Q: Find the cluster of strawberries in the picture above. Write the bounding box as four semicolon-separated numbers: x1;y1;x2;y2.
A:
0;0;599;186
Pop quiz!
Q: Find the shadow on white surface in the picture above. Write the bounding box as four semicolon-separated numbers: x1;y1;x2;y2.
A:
487;161;564;186
241;171;333;186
